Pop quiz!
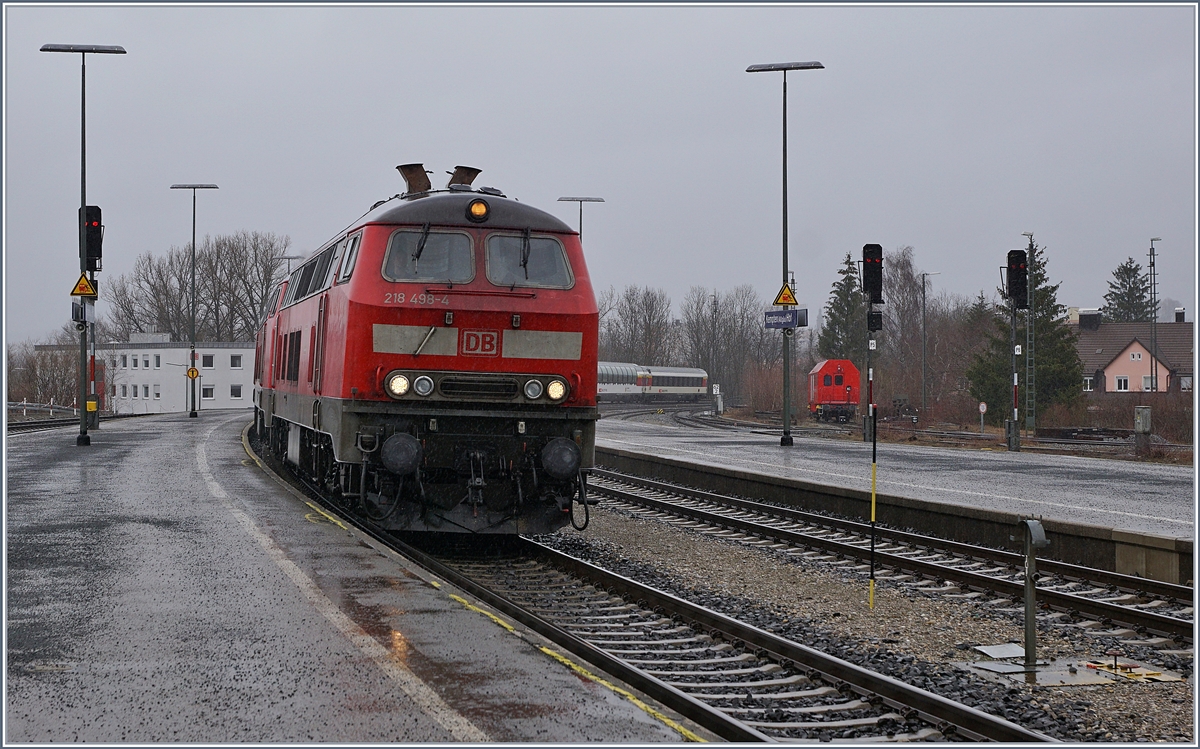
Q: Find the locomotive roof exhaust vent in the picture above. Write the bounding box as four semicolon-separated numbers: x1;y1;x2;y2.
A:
397;163;433;195
446;165;482;189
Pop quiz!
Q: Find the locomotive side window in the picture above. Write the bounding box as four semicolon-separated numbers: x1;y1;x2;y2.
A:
834;375;843;386
823;375;832;386
383;230;473;283
486;234;573;289
336;233;362;283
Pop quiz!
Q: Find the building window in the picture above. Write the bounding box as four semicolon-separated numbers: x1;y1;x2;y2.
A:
132;356;139;369
230;354;243;369
154;355;161;369
131;385;138;398
202;384;215;399
1181;376;1193;392
143;385;150;398
202;354;215;369
1082;376;1093;392
121;384;128;397
1131;352;1142;361
121;354;128;368
1115;376;1129;392
231;384;243;399
153;385;161;400
1142;375;1154;391
143;356;150;368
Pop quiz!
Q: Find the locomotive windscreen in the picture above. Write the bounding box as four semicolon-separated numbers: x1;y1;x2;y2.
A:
486;234;573;288
383;230;474;283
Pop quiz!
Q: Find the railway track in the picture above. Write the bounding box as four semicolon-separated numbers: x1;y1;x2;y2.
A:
589;468;1194;644
245;428;1051;743
6;414;147;434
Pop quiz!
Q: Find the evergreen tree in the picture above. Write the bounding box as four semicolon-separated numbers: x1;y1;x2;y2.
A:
966;244;1082;425
817;253;867;367
1101;257;1155;322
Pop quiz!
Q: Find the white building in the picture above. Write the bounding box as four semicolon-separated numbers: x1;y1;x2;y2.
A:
103;333;255;415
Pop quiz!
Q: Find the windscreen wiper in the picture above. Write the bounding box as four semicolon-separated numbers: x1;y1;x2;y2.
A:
519;228;531;280
411;223;431;269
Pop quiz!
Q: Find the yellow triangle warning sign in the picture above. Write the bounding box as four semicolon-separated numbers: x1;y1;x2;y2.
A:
70;274;97;297
772;283;798;306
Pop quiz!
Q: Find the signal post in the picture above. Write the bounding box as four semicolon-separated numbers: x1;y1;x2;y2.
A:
862;244;884;608
1005;250;1028;452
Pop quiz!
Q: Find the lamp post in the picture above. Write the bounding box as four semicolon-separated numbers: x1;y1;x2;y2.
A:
1149;237;1162;392
41;43;126;446
170;183;219;417
556;197;604;241
747;60;824;447
920;271;940;418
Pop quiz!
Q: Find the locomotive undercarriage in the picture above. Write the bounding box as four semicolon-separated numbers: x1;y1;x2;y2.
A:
258;400;597;534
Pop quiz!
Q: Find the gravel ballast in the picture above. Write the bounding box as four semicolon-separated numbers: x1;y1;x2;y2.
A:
541;506;1193;743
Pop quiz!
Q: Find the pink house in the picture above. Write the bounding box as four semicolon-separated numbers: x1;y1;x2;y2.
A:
1072;309;1193;394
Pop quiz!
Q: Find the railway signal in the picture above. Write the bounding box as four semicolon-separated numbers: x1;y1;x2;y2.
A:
81;205;102;271
862;244;883;304
1006;249;1028;309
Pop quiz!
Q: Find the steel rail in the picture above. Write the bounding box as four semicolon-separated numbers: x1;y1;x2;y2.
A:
527;540;1053;743
593;468;1193;604
591;478;1192;640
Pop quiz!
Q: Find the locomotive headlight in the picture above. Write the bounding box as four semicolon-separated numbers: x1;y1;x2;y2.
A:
523;379;544;399
466;198;489;222
414;375;435;396
385;372;410;398
546;379;567;401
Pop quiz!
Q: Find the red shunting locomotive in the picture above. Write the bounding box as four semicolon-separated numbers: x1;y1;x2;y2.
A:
254;165;599;534
808;359;860;422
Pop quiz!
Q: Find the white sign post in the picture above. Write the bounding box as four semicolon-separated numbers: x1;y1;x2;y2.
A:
979;401;987;434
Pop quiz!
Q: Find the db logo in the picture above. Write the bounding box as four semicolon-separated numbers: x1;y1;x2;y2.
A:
461;330;499;357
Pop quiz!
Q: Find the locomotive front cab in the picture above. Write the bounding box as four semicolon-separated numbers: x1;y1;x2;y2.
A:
314;189;599;534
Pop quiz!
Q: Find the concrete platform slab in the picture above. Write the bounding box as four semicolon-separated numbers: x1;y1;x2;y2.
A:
596;419;1194;539
6;412;696;743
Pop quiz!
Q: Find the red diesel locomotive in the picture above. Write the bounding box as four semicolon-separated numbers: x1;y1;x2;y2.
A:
254;165;598;534
808;359;860;422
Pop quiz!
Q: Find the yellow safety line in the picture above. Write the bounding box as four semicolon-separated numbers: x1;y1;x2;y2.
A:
535;646;706;743
448;594;515;632
240;424;349;530
446;596;705;742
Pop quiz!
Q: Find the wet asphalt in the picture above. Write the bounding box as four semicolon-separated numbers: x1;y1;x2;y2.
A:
596;419;1195;539
5;411;688;742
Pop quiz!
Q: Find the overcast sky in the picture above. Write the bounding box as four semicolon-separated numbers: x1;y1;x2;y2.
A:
4;3;1196;344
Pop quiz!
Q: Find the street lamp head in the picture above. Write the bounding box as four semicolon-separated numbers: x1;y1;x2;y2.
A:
41;44;126;54
747;61;824;73
557;197;604;203
1021;232;1034;238
1151;237;1162;243
171;184;219;190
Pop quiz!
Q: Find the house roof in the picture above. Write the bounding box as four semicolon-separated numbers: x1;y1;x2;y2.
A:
1071;321;1194;375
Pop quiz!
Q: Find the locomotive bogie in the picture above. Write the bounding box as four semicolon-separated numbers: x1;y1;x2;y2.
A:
261;404;594;534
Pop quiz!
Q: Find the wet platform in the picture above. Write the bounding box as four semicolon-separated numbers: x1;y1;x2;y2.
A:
6;412;694;742
595;419;1194;540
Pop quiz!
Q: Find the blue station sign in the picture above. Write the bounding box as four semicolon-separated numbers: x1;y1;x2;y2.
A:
765;308;808;329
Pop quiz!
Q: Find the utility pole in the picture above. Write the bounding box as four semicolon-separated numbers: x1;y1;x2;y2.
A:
1148;238;1161;392
920;271;939;419
1022;232;1035;434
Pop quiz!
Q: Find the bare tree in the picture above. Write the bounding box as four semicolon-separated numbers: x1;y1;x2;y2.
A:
601;285;675;365
105;231;290;342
